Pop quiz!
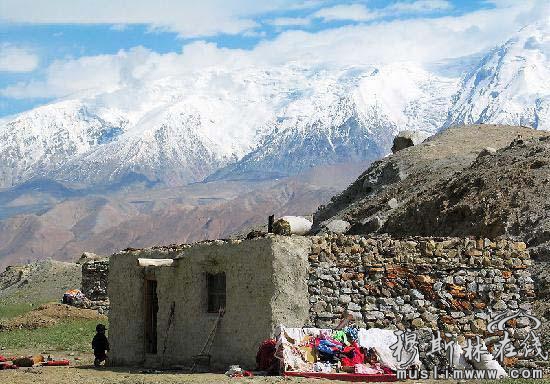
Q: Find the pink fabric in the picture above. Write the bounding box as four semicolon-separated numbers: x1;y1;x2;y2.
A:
355;364;383;374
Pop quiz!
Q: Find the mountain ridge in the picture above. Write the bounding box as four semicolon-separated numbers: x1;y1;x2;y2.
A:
1;62;457;188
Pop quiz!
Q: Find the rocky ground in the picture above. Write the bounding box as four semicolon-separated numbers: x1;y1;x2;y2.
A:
313;125;549;247
1;365;548;384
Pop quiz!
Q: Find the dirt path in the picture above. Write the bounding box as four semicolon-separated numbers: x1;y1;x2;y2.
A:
2;367;290;384
3;367;550;384
2;350;549;384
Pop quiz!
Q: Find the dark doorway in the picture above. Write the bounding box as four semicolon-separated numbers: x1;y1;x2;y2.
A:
145;279;158;354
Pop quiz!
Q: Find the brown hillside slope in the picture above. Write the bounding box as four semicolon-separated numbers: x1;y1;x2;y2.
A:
313;124;550;259
383;134;550;260
0;162;367;270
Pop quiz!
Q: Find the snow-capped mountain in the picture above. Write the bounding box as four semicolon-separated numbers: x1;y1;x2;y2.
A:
209;64;456;180
446;19;550;129
0;63;456;187
0;20;548;189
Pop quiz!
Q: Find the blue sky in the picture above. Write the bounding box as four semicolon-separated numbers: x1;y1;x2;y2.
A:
0;0;547;117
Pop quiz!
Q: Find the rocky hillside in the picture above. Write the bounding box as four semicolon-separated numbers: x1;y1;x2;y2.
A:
313;124;550;259
0;259;81;306
383;134;550;260
313;124;550;348
0;162;364;269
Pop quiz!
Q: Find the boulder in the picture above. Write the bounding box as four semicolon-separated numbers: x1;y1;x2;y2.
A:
477;147;497;158
391;131;415;153
324;219;351;234
272;216;312;235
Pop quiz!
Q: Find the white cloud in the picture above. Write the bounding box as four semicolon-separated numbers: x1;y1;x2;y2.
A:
387;0;452;14
1;48;174;99
268;17;311;26
0;0;316;37
312;0;452;23
1;0;547;100
0;44;39;72
254;1;539;66
313;4;377;22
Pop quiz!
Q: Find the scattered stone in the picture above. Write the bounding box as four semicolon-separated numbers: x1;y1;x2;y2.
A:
493;300;507;311
410;289;424;300
387;198;398;209
306;234;532;350
339;295;351;304
411;318;424;328
477;147;497;158
471;319;487;333
82;259;109;302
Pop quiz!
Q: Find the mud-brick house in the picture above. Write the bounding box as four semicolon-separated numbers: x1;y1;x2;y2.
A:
108;234;534;369
108;236;311;368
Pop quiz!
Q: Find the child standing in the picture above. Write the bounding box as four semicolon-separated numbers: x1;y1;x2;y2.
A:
92;324;109;367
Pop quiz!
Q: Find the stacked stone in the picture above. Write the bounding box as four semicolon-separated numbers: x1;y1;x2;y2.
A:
307;234;534;348
81;259;109;302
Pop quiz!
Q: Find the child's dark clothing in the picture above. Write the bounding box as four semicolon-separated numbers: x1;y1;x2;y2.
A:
92;332;110;367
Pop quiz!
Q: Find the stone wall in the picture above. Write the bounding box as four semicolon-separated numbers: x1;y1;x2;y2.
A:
307;234;534;346
107;233;537;368
82;259;109;301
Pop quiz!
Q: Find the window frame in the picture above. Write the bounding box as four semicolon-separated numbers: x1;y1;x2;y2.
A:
206;272;226;313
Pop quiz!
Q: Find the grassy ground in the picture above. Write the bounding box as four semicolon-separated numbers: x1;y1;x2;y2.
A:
0;318;101;352
0;302;39;320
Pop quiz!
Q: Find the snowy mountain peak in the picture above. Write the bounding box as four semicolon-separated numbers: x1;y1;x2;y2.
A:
445;19;550;129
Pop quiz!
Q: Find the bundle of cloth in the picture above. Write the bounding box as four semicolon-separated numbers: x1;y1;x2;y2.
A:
273;325;400;374
62;289;85;305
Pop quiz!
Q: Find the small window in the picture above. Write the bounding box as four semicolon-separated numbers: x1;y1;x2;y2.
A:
207;273;226;313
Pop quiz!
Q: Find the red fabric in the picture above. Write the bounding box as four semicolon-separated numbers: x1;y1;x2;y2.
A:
381;365;393;374
0;355;6;362
42;360;70;366
256;339;277;371
0;363;18;370
341;342;364;367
